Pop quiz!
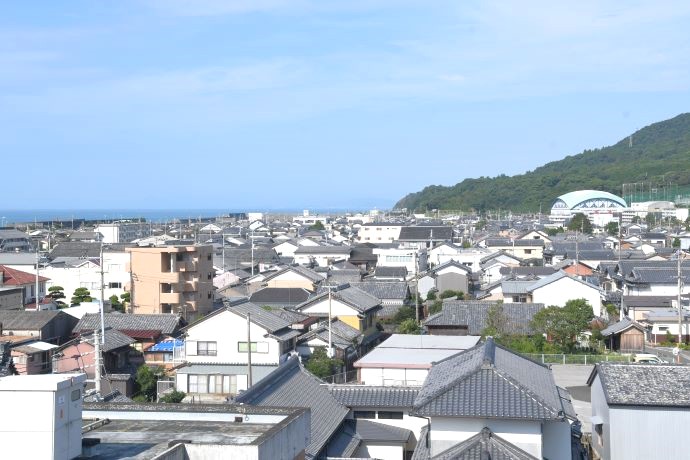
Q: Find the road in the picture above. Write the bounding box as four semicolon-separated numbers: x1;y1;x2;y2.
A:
645;345;690;364
550;364;594;433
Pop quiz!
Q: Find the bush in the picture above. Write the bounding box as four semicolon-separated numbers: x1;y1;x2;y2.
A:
426;291;437;301
397;319;421;334
429;300;443;315
305;347;343;380
160;390;186;403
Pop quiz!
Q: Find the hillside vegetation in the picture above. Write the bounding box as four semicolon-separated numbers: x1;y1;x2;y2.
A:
395;113;690;212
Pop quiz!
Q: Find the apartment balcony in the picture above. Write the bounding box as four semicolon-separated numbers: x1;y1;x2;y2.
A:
182;282;198;292
177;261;198;272
160;292;182;304
156;272;184;283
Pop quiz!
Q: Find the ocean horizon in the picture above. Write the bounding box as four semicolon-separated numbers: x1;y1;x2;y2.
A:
0;207;378;225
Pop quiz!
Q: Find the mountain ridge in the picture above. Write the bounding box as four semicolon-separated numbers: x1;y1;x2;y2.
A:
395;113;690;213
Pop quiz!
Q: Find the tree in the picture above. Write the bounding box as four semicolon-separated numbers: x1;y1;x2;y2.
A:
71;287;92;305
461;240;471;249
310;221;325;231
397;318;421;334
134;365;164;402
429;300;443;315
439;290;464;300
546;227;564;237
426;291;437;301
109;294;124;312
567;213;593;234
483;302;508;338
605;221;619;236
305;347;343;381
673;237;681;248
120;292;131;305
47;286;65;300
530;299;594;352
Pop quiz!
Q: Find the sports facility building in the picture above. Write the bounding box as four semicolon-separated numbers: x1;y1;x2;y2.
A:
550;190;627;227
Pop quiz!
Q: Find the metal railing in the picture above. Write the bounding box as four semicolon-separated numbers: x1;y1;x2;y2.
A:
522;353;632;365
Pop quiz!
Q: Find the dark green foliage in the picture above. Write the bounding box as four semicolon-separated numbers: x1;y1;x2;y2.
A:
109;294;124;312
159;390;186;403
482;303;507;338
429;300;443;315
47;286;65;299
673;237;681;248
397;318;421;334
567;213;593;234
305;347;343;380
605;221;619;236
546;227;564;237
392;305;416;323
426;291;437;301
310;221;325;231
395;113;690;212
461;240;471;248
71;287;92;305
530;299;594;352
438;290;464;300
120;292;130;303
135;365;164;402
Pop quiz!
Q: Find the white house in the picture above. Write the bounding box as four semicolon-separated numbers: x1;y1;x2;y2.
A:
293;246;351;267
528;270;604;316
411;338;577;460
588;363;690;460
354;334;480;386
357;223;404;243
175;300;300;401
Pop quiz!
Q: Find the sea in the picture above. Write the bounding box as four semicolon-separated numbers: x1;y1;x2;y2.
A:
0;208;369;225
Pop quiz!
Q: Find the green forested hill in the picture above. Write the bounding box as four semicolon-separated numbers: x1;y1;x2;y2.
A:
395;113;690;212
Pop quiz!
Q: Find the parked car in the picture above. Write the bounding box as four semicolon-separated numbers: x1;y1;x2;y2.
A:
633;353;665;364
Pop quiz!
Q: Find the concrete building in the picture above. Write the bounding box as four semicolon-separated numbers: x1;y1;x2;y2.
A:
126;245;214;320
95;221;150;244
357;223;404;243
550;190;627;227
0;373;86;460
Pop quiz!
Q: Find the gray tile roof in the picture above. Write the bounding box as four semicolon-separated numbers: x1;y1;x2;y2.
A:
294;246;351;255
235;356;349;458
615;259;679;277
498;266;557;277
527;270;601;293
500;280;534;295
588;363;690;407
298;319;362;349
227;300;292;334
249;287;312;306
73;313;182;336
349;281;409;301
349;419;412;443
564;249;616;260
398;226;453;241
0;310;62;330
485;238;544;248
412;338;574;420
49;242;102;259
374;266;408;278
627;267;690;284
272;308;311;324
327;269;363;284
600;318;645;336
328;385;420;408
423;301;545;335
82;328;136;352
430;426;538;460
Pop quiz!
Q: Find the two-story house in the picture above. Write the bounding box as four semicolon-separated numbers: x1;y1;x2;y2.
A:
175;300;301;401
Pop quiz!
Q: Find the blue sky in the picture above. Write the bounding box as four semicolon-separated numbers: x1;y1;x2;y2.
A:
2;1;690;211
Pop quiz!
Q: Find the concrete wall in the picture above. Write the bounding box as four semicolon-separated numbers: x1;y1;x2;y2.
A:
590;373;611;460
541;420;571;460
355;442;403;460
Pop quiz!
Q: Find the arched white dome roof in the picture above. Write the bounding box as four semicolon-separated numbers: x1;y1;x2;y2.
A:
552;190;627;210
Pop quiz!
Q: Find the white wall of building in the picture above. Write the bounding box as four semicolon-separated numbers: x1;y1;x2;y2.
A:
430;417;542;459
359;367;428;386
531;277;603;317
355;442;403;460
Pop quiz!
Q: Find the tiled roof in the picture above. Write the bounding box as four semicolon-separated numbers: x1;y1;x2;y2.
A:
588;363;690;407
600;318;645;336
498;266;556;277
485;238;544;248
294;246;351;255
398;226;453;241
615;259;679;277
73;313;182;336
412;338;573;420
235;356;349;458
564;249;616;260
0;265;49;285
627;267;690;284
349;281;409;301
272;308;311;324
82;328;136;352
49;242;102;259
0;310;63;331
328;385;420;407
328;269;363;284
500;280;533;295
423;301;545;335
429;426;538;460
374;266;408;278
227;300;292;334
349;419;412;443
527;270;601;293
298;320;361;349
249;287;312;305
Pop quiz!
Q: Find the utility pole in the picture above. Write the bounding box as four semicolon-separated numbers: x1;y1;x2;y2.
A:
94;329;102;395
328;286;333;358
100;243;106;344
222;233;226;272
415;252;420;323
247;312;253;387
35;246;40;309
251;230;255;277
678;250;684;347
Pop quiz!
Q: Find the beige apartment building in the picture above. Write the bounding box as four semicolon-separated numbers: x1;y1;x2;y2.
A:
126;245;214;321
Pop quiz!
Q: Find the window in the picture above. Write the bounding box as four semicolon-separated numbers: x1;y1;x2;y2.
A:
378;411;403;419
353;411;376;419
109;282;122;289
207;253;212;261
595;423;604;447
238;341;269;353
197;341;217;356
176;253;185;262
524;249;532;255
71;389;81;401
659;326;669;331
